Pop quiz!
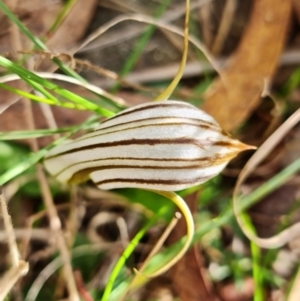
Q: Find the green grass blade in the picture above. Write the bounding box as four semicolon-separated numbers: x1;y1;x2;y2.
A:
101;206;168;301
0;56;115;116
107;158;300;300
0;82;59;105
0;0;83;81
0;0;124;111
0;126;95;140
0;81;89;110
47;0;78;35
195;157;300;245
0;0;130;109
0;116;99;185
282;67;300;96
111;0;172;92
242;214;264;301
0;142;59;187
0;0;45;50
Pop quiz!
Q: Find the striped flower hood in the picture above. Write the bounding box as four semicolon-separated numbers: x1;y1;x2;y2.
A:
44;100;254;191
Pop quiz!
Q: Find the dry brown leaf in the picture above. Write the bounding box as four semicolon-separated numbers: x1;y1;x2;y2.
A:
202;0;291;131
292;0;300;23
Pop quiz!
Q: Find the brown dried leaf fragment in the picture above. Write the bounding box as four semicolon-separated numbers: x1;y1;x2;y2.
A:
202;0;292;131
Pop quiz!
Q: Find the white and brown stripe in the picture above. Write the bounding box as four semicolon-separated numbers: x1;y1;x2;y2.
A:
44;100;253;191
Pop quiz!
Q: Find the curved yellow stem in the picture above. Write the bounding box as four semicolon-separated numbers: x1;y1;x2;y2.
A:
144;190;194;277
154;0;190;101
